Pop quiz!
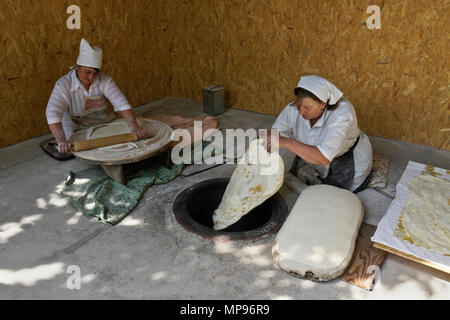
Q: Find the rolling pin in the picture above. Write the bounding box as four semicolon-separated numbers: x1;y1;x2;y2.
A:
73;133;139;152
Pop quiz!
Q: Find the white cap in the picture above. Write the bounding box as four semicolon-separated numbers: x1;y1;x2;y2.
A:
296;75;343;105
76;38;102;69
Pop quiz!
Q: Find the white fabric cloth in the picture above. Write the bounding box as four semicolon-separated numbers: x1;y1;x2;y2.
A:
76;38;102;69
273;184;364;281
46;69;132;138
273;97;372;192
296;75;343;105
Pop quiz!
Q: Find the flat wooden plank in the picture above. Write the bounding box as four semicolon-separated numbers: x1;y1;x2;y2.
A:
373;242;450;274
340;223;388;290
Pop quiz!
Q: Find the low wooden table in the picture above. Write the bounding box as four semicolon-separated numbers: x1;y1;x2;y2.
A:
70;119;173;184
76;144;172;184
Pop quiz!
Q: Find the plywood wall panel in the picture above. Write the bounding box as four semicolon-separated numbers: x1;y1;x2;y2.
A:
1;0;448;150
212;0;449;150
0;0;171;148
165;0;215;101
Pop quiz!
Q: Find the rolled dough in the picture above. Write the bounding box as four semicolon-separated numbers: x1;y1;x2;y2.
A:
394;174;450;256
273;185;364;281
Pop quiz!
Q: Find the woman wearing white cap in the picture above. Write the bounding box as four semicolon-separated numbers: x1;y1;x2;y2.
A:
46;38;150;155
268;75;373;193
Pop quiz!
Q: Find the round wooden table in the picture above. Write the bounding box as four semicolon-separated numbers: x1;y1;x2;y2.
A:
70;118;173;183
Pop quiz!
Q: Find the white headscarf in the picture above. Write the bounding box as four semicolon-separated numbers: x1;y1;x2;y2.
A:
296;75;343;105
76;38;102;69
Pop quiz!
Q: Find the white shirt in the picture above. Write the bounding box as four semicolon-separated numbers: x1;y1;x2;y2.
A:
46;69;131;137
272;98;372;191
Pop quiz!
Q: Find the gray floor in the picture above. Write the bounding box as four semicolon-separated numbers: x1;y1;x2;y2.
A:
0;97;449;299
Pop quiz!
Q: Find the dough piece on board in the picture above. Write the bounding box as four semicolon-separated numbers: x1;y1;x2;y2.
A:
89;122;131;139
273;185;364;281
212;139;284;230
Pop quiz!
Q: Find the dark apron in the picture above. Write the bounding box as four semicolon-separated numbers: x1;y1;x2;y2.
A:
290;136;360;190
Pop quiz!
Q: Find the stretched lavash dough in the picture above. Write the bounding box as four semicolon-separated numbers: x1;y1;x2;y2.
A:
89;122;132;139
212;139;284;230
394;174;450;255
273;185;364;281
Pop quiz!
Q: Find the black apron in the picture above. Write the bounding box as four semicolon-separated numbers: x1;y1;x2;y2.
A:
290;136;360;190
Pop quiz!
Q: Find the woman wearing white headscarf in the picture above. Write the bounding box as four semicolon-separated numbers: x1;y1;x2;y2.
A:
46;38;150;155
269;75;373;193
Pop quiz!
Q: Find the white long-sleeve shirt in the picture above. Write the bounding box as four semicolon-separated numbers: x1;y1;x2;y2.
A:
272;98;372;191
46;69;131;137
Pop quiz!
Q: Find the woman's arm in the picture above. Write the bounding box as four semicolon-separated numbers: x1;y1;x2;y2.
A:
48;122;72;153
266;133;330;165
120;109;151;139
280;137;330;165
103;77;151;139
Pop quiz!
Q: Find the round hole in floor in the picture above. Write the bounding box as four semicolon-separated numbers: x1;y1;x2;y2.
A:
172;178;289;241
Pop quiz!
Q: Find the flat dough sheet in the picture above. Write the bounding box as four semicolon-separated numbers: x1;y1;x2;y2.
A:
212;139;284;230
372;161;450;270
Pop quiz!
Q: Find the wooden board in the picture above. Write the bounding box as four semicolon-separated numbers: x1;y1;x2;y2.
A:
340;223;388;291
374;242;450;274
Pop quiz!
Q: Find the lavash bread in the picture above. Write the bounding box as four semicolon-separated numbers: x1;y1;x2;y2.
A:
212;139;284;230
394;174;450;255
273;184;364;281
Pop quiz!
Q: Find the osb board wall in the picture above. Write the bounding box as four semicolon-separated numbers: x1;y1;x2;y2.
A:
166;0;215;100
1;0;449;150
0;0;172;148
169;0;449;150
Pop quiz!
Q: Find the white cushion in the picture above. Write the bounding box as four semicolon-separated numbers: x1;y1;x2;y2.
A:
273;185;364;281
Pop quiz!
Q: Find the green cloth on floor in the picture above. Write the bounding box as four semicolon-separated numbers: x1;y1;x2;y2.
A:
61;141;220;225
62;159;184;225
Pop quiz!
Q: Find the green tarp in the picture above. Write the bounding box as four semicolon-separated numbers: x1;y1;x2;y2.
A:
62;157;184;225
62;141;220;225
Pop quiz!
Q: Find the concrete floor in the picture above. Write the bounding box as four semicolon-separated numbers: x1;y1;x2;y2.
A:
0;97;449;300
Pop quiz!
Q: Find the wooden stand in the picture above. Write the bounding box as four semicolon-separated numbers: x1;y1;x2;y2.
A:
374;242;450;274
78;145;172;184
101;164;125;184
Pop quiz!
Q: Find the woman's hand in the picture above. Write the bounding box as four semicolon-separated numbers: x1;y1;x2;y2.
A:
262;129;288;153
120;109;152;140
57;141;73;153
49;122;73;153
131;125;151;139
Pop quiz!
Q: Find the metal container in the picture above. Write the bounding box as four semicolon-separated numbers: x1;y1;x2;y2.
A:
202;85;225;116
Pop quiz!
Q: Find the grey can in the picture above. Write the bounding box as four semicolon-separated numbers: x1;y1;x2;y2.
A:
202;85;225;116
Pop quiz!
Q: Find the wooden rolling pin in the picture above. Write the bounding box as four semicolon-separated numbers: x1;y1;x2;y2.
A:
73;133;139;152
